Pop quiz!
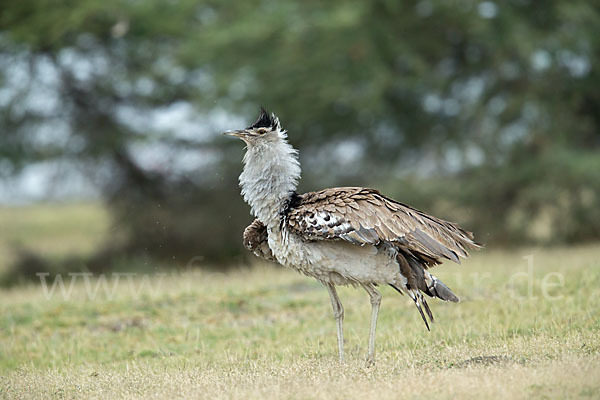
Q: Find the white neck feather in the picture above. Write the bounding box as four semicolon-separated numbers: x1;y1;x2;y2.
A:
239;132;301;226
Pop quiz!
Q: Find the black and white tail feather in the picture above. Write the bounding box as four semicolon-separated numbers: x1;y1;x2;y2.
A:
390;270;459;331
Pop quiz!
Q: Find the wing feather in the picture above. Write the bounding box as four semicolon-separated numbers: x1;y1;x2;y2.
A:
243;219;276;262
286;187;480;266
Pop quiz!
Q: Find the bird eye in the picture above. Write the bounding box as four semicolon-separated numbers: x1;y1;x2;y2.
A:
257;129;267;134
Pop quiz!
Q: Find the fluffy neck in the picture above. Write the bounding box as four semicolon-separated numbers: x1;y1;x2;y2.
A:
239;134;301;226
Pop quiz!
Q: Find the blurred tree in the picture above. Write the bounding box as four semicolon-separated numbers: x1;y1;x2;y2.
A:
0;0;599;273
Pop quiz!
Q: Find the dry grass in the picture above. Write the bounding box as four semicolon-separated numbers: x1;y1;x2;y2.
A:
1;245;599;399
3;355;599;399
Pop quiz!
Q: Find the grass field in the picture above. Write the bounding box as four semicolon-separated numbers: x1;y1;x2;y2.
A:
1;233;599;399
0;203;111;281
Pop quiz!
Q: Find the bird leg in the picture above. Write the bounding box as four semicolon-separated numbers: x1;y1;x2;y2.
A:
362;283;382;366
325;283;345;363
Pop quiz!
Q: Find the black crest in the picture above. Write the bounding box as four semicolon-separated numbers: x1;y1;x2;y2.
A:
248;107;279;130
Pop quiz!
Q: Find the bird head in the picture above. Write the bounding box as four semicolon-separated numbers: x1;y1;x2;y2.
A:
223;107;285;145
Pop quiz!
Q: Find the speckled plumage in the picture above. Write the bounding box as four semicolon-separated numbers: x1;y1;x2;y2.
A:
227;109;481;364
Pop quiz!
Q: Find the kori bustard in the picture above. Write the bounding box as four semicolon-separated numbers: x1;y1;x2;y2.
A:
225;108;480;363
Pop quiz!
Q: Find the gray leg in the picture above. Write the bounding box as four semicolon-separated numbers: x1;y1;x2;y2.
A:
325;283;345;363
362;283;382;365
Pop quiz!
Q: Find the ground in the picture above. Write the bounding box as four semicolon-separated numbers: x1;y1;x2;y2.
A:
1;205;599;399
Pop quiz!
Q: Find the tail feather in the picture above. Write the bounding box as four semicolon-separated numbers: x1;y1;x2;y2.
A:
389;284;448;332
420;294;435;323
425;271;459;303
401;251;460;303
392;248;464;332
410;290;430;331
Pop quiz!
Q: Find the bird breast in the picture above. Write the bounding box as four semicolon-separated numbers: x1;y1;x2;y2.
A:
267;225;406;287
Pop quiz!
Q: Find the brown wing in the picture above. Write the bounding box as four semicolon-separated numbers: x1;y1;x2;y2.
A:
243;219;277;262
286;187;480;266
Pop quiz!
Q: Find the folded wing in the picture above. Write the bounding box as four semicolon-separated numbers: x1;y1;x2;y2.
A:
285;187;480;267
243;218;276;262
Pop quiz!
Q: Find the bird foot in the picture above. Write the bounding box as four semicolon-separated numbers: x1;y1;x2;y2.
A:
364;355;376;368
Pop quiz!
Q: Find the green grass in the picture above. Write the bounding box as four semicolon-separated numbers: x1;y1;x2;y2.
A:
1;244;599;398
0;203;111;277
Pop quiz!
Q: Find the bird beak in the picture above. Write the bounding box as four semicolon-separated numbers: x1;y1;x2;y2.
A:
223;129;248;138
